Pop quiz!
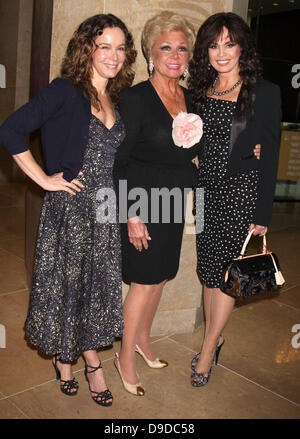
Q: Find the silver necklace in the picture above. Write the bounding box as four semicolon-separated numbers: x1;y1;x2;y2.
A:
211;75;242;96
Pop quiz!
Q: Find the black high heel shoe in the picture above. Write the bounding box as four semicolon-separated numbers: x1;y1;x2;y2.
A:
215;338;225;366
191;337;225;387
52;354;79;396
84;362;113;407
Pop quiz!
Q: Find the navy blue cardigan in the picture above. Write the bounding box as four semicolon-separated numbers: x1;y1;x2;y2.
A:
0;78;91;182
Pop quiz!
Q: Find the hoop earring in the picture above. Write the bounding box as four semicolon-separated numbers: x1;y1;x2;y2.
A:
208;63;211;70
183;67;188;79
149;59;154;75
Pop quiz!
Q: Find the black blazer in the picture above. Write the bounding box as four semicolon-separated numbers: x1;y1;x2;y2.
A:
0;78;91;182
203;79;281;226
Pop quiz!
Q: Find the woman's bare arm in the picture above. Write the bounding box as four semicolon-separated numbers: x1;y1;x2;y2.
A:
13;150;83;195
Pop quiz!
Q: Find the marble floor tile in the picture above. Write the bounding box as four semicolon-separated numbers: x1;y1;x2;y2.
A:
0;193;16;208
7;338;300;419
0;398;28;419
138;339;300;419
0;206;25;241
0;183;27;207
269;212;300;233
0;237;25;260
0;249;27;294
0;287;166;398
0;290;55;396
267;228;300;288
172;299;300;405
0;184;26;209
274;284;300;310
8;372;126;419
0;183;299;419
222;299;300;404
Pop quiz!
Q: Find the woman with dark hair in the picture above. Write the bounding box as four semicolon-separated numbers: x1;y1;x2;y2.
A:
0;14;137;406
188;12;281;387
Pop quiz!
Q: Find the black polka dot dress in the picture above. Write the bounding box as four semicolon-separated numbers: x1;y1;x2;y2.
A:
196;98;259;289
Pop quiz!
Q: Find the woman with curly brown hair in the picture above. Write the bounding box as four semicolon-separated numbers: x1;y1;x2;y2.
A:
0;14;136;406
188;12;281;387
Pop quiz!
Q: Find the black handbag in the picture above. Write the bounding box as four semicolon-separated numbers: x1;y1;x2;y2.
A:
220;229;285;299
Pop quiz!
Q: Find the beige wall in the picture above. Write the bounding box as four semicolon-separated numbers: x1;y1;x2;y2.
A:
50;0;248;83
232;0;249;20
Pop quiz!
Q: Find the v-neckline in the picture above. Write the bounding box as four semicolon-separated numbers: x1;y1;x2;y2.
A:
91;109;119;131
148;79;188;121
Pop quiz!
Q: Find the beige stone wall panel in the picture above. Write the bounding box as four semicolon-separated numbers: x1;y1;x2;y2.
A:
159;233;201;312
151;308;202;335
105;0;235;83
50;0;105;80
49;0;238;81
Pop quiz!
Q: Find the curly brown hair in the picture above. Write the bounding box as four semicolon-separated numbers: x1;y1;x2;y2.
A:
61;14;137;109
188;12;262;117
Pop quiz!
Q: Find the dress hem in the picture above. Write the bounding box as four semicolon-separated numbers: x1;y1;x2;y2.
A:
196;272;222;289
122;272;177;285
25;332;123;363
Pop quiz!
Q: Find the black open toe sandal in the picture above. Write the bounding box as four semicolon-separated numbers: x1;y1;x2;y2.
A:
52;354;79;396
84;362;113;407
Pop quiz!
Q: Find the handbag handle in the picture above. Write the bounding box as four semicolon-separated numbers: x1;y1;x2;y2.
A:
239;228;267;258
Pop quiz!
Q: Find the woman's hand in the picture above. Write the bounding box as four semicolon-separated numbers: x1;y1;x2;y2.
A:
254;144;261;159
249;223;268;236
43;171;84;195
127;216;151;251
13;150;84;195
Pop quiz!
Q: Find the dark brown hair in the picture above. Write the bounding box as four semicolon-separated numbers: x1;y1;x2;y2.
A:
188;12;262;117
61;14;137;109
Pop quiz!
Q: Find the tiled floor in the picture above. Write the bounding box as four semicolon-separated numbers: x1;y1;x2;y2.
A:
0;182;299;419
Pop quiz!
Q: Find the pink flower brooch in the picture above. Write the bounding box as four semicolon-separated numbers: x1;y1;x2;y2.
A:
172;112;203;148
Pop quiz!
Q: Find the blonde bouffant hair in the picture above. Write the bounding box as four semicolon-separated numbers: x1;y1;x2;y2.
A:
141;11;196;61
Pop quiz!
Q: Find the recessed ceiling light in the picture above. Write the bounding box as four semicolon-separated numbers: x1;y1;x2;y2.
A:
273;2;279;5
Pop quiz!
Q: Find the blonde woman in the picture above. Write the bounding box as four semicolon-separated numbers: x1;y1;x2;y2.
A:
113;11;204;396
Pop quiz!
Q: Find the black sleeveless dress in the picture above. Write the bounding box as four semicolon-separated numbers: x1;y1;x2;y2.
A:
25;113;125;362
